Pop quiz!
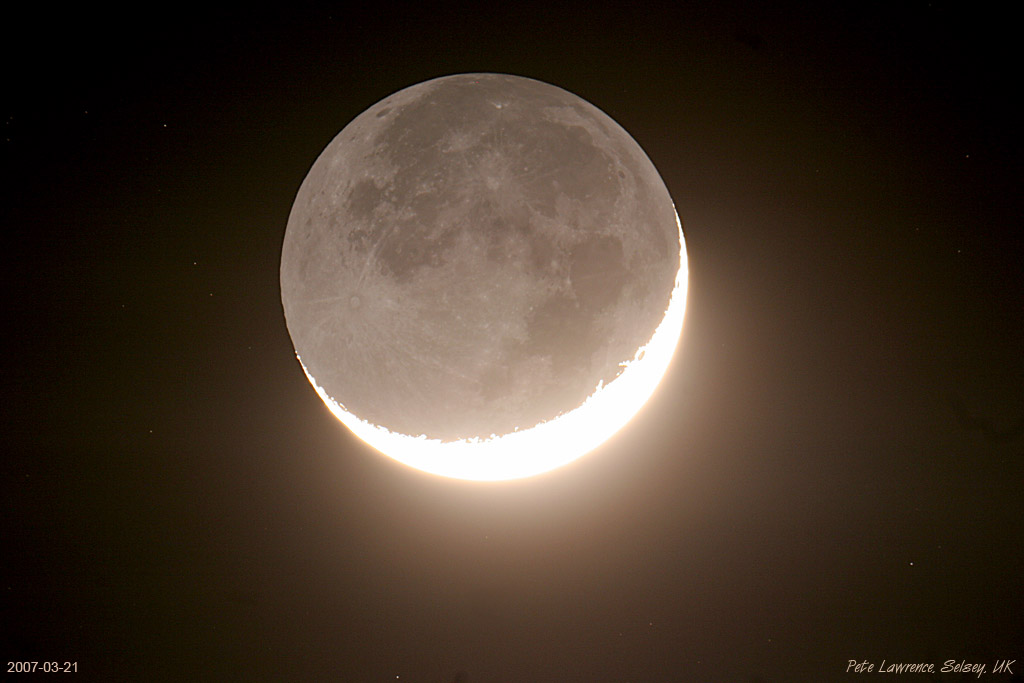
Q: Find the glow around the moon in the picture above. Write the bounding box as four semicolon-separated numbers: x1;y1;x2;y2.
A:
301;213;686;481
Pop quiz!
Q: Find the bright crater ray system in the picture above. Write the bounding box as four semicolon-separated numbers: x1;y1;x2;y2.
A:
280;73;687;481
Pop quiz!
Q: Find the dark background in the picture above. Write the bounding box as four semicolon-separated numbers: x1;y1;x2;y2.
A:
3;2;1021;681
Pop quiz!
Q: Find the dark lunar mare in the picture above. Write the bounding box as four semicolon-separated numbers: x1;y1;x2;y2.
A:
281;74;679;440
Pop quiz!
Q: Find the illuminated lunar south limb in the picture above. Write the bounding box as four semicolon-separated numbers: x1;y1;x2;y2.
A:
280;73;687;481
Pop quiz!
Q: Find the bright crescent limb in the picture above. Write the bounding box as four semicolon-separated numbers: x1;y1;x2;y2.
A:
301;211;687;481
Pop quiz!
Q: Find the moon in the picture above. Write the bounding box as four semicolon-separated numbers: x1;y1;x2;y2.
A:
281;73;687;481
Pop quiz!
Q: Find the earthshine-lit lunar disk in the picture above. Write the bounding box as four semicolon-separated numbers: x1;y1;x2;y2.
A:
281;73;687;481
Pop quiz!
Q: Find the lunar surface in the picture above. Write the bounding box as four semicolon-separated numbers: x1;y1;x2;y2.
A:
281;73;686;480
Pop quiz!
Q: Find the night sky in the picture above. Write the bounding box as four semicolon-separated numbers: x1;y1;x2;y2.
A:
3;3;1022;681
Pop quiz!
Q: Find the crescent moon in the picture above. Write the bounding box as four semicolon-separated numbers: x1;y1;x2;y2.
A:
281;74;687;481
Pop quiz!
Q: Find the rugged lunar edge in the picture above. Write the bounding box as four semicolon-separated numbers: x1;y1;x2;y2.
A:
281;74;680;441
